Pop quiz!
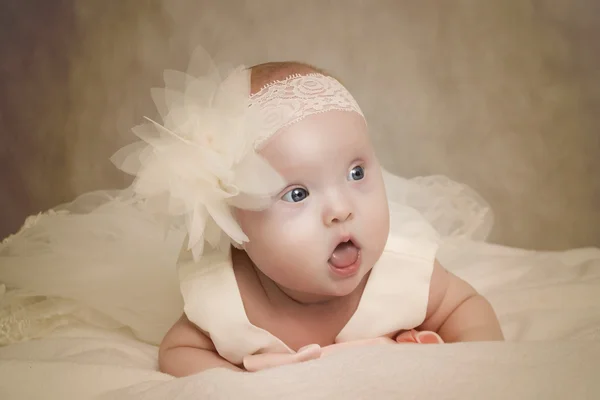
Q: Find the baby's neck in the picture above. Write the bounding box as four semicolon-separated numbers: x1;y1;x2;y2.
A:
251;258;368;316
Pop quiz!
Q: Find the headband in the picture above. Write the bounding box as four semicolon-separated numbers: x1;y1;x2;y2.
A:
250;73;364;149
111;50;365;260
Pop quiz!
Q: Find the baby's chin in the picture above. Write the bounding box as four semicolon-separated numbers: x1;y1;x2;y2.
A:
326;269;371;297
283;269;371;303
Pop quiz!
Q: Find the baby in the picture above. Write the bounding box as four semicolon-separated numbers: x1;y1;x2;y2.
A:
158;61;504;376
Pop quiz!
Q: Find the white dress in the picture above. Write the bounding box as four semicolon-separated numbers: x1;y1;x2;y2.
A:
0;170;494;355
179;202;439;365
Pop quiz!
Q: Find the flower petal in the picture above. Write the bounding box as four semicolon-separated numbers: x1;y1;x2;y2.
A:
203;218;222;249
188;203;208;250
205;200;248;245
227;153;286;210
111;55;279;260
190;240;205;262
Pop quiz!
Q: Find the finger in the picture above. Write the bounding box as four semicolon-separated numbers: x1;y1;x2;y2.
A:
373;337;397;345
415;331;444;344
294;344;322;362
395;330;419;343
243;353;300;372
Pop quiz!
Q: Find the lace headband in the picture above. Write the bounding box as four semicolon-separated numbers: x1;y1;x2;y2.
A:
249;73;364;149
111;49;365;260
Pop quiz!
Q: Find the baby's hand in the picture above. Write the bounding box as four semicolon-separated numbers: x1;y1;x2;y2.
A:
242;331;443;371
242;344;322;372
395;329;444;344
321;331;443;359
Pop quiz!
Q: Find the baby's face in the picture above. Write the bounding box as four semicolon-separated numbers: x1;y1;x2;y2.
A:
236;111;390;303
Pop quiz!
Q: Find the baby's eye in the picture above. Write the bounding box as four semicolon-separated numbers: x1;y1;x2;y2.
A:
281;187;309;203
348;165;365;181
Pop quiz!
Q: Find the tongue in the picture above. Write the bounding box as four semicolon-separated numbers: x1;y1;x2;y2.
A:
329;242;359;268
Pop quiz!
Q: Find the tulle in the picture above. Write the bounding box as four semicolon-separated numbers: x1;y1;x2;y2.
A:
382;171;494;241
111;49;286;261
0;191;186;346
0;172;493;346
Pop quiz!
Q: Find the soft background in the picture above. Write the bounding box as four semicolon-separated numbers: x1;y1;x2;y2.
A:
1;0;598;250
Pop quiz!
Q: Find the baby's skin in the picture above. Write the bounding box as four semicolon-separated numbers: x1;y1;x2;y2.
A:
159;62;504;376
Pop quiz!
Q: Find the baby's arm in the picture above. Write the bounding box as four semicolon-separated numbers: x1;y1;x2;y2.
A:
159;313;242;376
159;314;322;375
418;260;504;342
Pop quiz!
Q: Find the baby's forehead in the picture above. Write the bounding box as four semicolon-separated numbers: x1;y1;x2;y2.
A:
259;110;371;174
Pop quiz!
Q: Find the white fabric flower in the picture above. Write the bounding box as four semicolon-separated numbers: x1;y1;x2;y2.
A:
111;50;284;260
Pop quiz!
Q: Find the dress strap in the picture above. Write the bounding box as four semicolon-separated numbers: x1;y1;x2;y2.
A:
178;247;292;365
337;204;439;341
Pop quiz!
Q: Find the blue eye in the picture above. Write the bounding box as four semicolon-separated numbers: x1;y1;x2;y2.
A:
348;165;365;181
282;187;309;203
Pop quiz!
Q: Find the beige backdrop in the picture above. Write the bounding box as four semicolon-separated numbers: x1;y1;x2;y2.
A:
1;0;598;250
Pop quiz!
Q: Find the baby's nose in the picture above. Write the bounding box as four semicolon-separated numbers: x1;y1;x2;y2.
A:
323;199;353;226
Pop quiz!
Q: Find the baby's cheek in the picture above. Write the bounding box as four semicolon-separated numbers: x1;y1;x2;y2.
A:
365;205;390;252
246;219;313;263
365;198;389;230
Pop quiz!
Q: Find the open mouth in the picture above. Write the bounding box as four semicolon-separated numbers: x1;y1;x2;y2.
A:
328;239;360;270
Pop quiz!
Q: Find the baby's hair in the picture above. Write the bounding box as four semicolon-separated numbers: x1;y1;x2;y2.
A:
249;61;338;95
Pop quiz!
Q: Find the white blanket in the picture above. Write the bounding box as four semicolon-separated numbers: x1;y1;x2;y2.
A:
0;328;598;400
1;240;599;399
